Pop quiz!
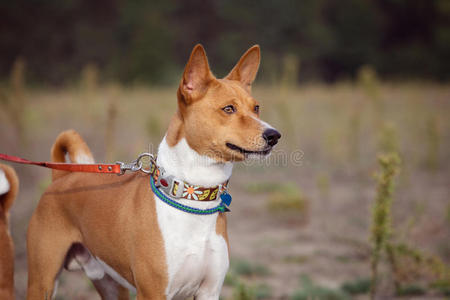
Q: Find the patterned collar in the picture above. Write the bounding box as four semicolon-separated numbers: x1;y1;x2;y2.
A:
148;161;232;215
148;161;228;202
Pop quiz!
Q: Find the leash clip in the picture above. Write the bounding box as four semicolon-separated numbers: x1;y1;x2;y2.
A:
116;152;155;175
115;160;141;175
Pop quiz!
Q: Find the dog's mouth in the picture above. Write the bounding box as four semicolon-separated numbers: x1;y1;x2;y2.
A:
226;143;272;156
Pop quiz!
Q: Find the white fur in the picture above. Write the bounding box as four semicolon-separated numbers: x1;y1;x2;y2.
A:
52;280;59;299
155;137;231;299
75;152;95;164
157;137;233;188
78;253;137;293
0;169;10;195
81;256;105;280
251;115;274;130
96;257;137;293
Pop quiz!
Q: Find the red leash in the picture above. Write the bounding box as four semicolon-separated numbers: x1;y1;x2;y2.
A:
0;153;121;174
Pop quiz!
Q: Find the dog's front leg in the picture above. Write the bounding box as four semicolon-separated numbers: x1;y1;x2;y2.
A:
194;270;227;300
133;263;168;300
194;237;229;300
194;276;226;300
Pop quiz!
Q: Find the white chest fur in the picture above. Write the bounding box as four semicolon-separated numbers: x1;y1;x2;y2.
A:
155;198;229;299
155;137;231;299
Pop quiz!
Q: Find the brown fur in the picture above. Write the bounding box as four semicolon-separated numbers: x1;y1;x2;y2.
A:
27;171;168;299
51;129;94;181
0;164;19;299
170;45;268;162
27;44;267;299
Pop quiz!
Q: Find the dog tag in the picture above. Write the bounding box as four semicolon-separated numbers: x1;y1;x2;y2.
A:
220;192;232;207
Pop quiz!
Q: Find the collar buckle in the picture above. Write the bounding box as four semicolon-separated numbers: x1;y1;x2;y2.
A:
171;178;185;198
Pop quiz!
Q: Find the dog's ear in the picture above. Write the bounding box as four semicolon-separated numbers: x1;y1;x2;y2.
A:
179;44;215;102
225;45;260;92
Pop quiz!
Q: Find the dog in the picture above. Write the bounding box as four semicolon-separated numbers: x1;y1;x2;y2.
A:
27;44;281;299
0;163;18;299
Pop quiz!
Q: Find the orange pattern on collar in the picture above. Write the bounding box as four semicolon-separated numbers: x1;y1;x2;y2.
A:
150;163;227;201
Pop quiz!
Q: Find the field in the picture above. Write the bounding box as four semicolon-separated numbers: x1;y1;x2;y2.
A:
1;78;449;299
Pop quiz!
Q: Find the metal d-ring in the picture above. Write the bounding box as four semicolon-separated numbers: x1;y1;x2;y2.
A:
135;152;155;174
116;152;155;175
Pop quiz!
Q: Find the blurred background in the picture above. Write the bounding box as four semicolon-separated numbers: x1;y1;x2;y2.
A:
0;0;449;299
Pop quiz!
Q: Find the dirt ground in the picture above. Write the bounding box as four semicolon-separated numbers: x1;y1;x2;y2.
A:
1;83;449;299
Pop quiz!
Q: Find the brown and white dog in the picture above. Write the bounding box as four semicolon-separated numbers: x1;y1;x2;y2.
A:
0;163;18;299
27;45;280;299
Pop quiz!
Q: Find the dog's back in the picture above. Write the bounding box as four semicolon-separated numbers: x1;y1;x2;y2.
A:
0;164;18;299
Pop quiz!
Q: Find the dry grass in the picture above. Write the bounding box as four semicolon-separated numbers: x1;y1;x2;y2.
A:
0;81;449;299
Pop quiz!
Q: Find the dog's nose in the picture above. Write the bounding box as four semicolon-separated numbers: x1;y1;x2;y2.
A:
263;129;281;147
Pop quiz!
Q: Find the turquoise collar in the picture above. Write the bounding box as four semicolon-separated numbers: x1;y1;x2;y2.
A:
150;177;231;215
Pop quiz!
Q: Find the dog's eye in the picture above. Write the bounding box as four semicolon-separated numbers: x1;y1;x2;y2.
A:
222;105;236;114
254;105;260;114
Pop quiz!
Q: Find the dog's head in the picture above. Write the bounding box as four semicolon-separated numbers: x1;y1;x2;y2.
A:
174;44;281;162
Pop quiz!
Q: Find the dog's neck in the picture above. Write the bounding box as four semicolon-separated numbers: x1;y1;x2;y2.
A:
157;137;233;188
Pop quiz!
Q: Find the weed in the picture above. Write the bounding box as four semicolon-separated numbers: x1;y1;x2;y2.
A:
389;243;450;286
253;283;272;299
378;122;399;154
431;279;450;296
224;271;239;286
232;282;256;300
370;152;400;299
231;259;270;277
266;183;308;214
244;182;285;194
340;278;371;295
244;181;309;215
226;263;272;299
291;275;350;300
267;190;308;213
396;284;426;296
357;65;380;102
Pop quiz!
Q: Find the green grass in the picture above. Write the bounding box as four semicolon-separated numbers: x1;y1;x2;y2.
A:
244;181;309;214
396;284;426;296
232;282;256;300
231;259;270;277
253;283;272;299
244;182;288;194
230;282;272;300
431;279;450;296
267;185;308;213
224;271;239;286
340;278;371;295
291;275;350;300
226;259;272;300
